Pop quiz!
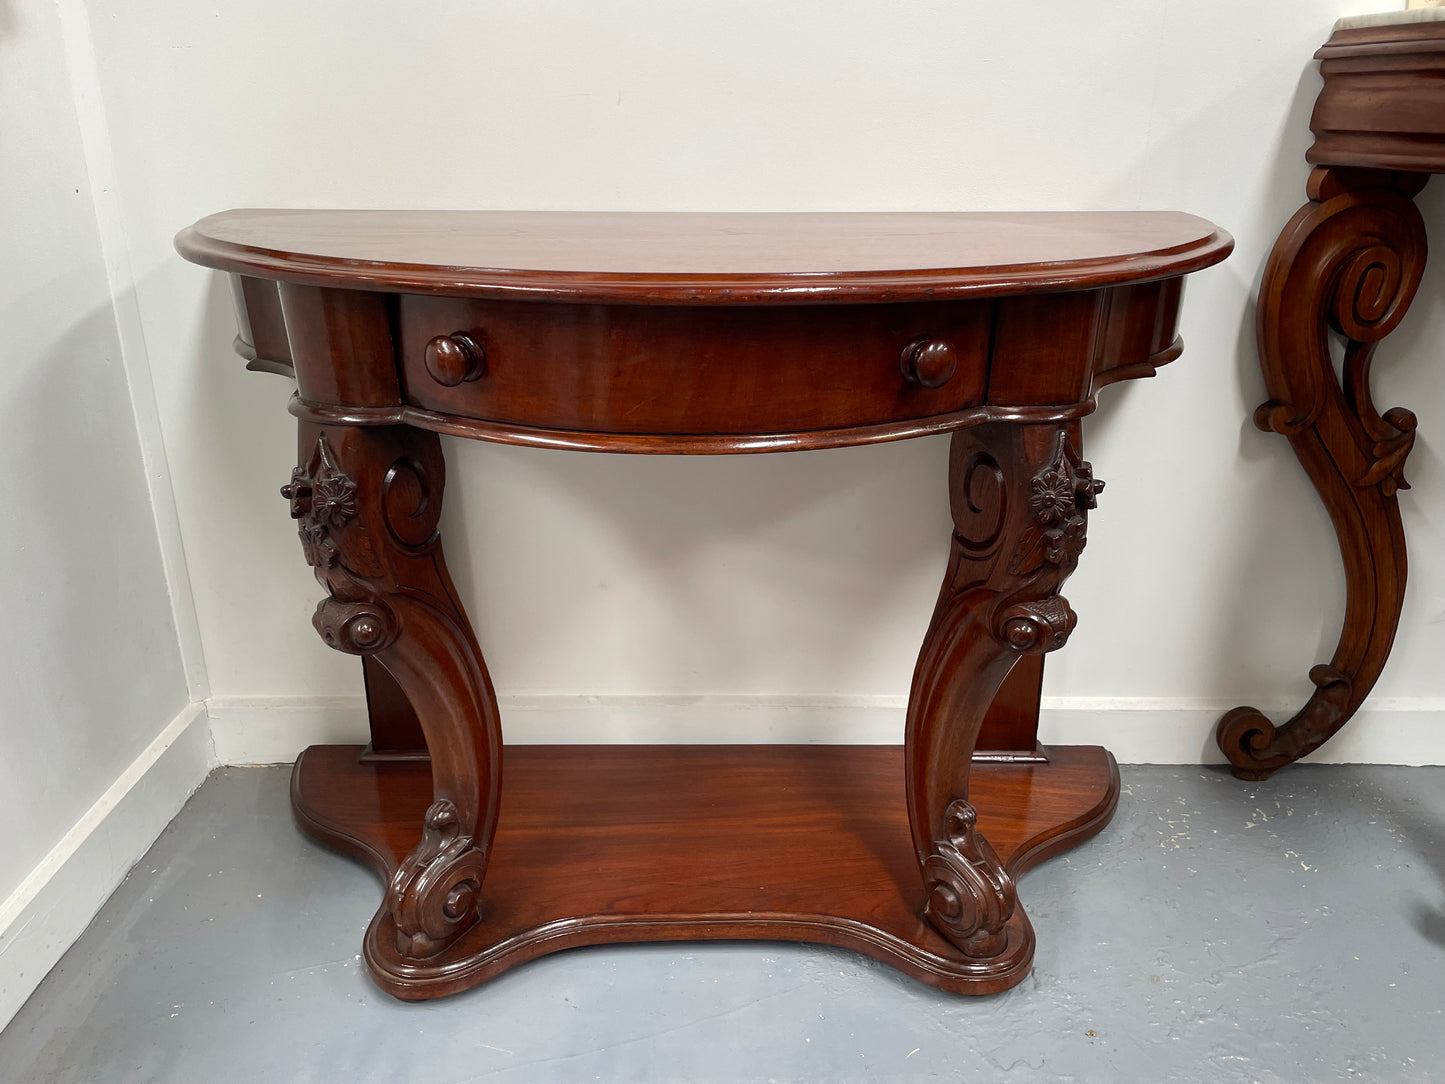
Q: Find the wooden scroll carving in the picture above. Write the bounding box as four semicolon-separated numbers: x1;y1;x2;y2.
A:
285;424;503;957
906;423;1101;962
1216;168;1428;780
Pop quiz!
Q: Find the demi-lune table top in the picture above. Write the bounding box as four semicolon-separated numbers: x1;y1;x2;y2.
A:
177;208;1232;455
176;209;1232;303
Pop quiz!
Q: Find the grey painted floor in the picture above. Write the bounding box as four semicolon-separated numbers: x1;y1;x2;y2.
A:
1;764;1442;1083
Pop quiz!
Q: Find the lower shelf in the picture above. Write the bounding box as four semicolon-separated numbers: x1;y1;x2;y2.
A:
291;743;1119;998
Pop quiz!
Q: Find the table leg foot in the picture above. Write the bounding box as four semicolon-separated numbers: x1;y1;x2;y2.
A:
1216;168;1426;780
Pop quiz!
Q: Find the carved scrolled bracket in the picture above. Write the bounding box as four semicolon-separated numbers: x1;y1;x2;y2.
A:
1218;168;1427;779
388;799;490;958
923;800;1017;958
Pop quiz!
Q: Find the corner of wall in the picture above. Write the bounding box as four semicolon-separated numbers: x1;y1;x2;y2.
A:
0;704;214;1032
53;0;211;703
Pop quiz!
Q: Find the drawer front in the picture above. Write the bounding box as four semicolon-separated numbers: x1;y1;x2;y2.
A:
398;297;990;436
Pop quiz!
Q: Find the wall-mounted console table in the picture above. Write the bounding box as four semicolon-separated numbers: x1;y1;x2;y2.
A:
1216;12;1445;779
178;210;1230;997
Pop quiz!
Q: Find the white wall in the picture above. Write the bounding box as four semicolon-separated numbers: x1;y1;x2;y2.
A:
0;0;211;1027
80;0;1445;763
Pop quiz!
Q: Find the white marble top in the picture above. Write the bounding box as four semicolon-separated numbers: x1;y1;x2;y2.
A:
1336;7;1445;30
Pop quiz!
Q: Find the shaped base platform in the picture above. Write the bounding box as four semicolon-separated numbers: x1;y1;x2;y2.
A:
291;743;1119;999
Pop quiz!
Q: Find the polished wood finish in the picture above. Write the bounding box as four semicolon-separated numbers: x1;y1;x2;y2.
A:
203;211;1224;456
1310;21;1445;172
901;337;960;389
291;743;1120;999
178;210;1230;304
1217;20;1443;779
396;296;993;439
359;655;426;761
278;285;400;408
422;332;486;388
976;654;1047;759
280;278;1190;454
179;209;1229;997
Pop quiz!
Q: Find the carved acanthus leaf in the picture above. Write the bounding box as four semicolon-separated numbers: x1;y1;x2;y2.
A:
1347;344;1417;495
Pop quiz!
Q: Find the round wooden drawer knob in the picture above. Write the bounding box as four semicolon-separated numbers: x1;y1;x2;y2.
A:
424;332;486;387
900;338;958;389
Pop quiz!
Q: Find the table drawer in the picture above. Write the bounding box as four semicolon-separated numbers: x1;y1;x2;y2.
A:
398;297;990;436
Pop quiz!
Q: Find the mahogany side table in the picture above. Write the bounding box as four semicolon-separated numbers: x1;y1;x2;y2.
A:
1216;12;1445;780
177;210;1231;998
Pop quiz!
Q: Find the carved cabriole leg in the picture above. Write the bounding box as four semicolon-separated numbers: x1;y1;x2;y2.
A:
1216;167;1428;780
906;422;1102;962
284;422;503;958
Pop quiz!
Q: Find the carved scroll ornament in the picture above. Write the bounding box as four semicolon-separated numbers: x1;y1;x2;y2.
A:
923;800;1016;958
389;799;492;958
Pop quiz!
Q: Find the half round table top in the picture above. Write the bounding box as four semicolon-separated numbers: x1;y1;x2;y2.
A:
177;209;1232;305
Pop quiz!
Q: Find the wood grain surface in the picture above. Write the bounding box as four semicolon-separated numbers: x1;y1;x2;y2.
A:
177;209;1231;304
292;743;1119;999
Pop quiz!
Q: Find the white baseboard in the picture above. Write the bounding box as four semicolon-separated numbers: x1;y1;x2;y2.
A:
1038;697;1445;766
205;693;1445;767
207;696;377;767
0;704;214;1032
